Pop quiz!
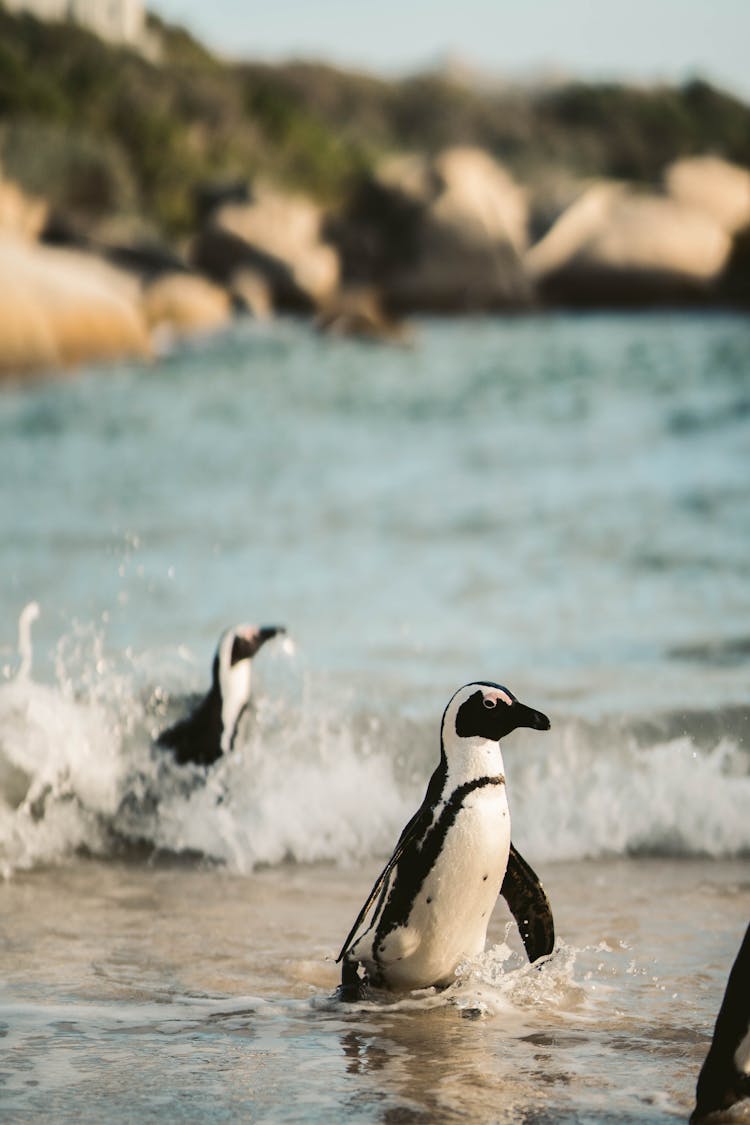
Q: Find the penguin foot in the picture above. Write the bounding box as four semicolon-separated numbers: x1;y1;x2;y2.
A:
337;960;373;1003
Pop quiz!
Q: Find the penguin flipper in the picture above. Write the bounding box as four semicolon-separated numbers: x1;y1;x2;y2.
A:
336;806;428;964
500;842;555;963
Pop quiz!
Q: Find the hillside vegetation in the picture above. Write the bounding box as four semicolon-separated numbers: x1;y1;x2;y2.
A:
1;5;749;237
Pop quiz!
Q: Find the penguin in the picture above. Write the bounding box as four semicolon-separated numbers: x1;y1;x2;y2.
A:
156;624;284;767
691;922;750;1123
337;681;554;998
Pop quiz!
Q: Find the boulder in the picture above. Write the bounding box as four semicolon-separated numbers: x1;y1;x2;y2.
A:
141;272;232;337
665;156;750;236
0;236;149;376
99;238;189;280
525;181;732;305
315;286;414;345
719;224;750;308
228;268;273;320
39;207;192;283
191;187;339;311
333;146;531;312
0;173;47;240
430;147;528;256
0;273;59;374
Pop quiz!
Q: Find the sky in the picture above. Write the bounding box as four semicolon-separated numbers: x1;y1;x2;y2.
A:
148;0;750;101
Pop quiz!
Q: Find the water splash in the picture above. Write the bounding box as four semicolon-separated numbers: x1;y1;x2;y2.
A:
0;607;748;877
451;936;586;1018
16;601;40;681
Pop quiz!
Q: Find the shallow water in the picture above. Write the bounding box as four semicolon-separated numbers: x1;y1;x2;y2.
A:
0;313;748;1120
2;313;750;716
2;858;748;1123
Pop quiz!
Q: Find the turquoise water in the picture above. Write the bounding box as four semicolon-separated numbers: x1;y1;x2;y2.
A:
3;313;750;717
1;312;749;865
0;313;749;1122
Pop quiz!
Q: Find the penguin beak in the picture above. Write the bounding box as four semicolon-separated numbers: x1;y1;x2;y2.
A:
232;625;285;662
512;701;551;731
257;625;285;646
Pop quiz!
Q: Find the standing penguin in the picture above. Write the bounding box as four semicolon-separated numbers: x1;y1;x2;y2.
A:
337;681;554;997
691;922;750;1123
156;624;284;767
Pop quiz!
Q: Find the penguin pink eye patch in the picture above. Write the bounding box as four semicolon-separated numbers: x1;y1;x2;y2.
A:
483;689;513;708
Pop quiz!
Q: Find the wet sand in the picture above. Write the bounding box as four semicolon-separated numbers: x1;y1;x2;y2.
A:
1;856;747;1122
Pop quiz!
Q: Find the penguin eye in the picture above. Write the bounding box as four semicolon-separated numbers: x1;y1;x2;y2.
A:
482;697;497;709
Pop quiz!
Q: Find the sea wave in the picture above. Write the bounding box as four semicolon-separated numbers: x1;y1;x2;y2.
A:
507;722;750;862
0;610;747;877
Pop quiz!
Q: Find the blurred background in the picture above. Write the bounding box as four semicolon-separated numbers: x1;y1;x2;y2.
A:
1;0;750;365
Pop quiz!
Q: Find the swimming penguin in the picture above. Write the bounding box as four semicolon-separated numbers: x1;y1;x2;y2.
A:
337;681;554;997
691;922;750;1123
156;624;284;767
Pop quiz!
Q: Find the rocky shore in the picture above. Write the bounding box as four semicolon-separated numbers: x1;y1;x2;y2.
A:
2;2;749;377
1;145;748;377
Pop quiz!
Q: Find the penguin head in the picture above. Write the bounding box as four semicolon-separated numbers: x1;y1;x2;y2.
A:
213;624;285;753
443;681;550;746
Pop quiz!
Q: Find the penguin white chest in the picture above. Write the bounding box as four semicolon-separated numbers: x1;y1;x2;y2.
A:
379;784;511;989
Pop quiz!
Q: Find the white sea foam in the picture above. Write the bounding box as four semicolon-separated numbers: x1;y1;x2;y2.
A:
136;701;415;871
0;609;125;873
0;608;748;877
507;724;750;862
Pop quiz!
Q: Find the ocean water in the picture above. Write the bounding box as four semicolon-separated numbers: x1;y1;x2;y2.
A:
0;313;749;1122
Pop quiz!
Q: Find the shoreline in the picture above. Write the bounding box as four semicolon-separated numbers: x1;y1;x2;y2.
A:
1;855;746;1123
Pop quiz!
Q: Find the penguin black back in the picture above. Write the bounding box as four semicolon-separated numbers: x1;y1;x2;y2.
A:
157;624;284;767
